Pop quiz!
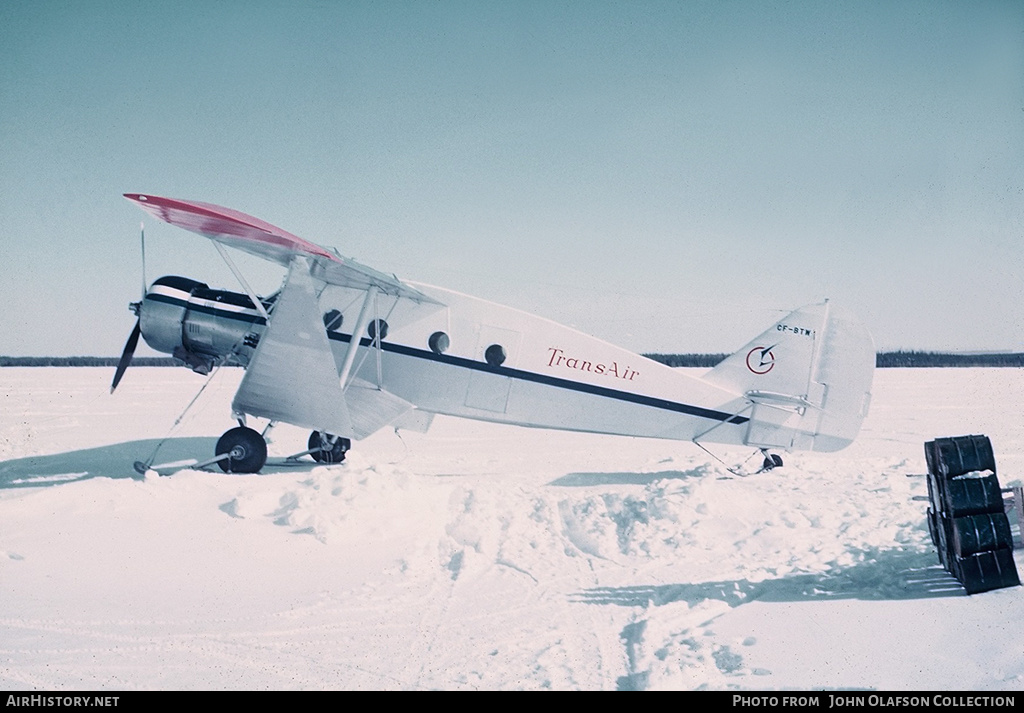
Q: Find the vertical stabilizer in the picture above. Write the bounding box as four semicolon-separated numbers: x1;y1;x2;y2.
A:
703;302;874;452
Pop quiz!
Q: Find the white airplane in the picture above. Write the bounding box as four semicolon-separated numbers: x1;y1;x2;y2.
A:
112;193;875;474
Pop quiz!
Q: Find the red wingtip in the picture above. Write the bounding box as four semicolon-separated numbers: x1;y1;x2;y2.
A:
122;193;342;266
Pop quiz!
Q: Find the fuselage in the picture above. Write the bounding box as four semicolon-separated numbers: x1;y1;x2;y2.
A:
140;275;755;445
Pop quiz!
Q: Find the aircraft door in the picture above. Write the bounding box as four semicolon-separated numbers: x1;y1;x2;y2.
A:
464;325;521;413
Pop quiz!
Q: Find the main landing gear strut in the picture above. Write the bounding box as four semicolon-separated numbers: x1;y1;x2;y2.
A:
213;427;351;472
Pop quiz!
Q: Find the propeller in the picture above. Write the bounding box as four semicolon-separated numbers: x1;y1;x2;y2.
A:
111;223;147;393
110;317;141;393
140;221;147;299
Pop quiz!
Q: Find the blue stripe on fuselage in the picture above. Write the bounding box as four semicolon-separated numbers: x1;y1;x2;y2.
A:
147;292;748;425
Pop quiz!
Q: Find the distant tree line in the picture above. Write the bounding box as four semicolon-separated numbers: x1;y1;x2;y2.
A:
0;356;181;367
2;351;1023;368
643;353;730;368
873;351;1024;367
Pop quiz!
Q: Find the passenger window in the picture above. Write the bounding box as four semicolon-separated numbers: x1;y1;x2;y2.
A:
368;319;389;342
429;331;449;355
485;344;506;366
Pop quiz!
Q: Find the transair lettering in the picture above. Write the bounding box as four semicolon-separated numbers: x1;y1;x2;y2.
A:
546;347;639;381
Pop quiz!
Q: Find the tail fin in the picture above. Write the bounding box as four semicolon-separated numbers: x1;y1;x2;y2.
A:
703;301;874;452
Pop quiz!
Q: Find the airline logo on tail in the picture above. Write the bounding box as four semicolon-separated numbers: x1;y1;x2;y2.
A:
746;346;776;374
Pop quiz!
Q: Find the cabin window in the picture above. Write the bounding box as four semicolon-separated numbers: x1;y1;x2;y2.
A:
368;319;389;342
429;331;449;355
485;344;506;366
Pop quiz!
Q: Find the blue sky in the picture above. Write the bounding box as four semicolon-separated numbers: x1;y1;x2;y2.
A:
2;1;1022;356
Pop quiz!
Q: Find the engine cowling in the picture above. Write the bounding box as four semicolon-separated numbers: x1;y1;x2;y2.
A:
139;276;267;373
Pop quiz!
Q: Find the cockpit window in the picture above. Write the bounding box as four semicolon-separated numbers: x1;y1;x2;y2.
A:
323;309;343;332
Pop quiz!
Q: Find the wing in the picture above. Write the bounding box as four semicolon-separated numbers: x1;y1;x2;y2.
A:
125;193;443;440
124;193;438;303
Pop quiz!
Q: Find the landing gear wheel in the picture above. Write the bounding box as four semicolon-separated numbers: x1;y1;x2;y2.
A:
761;453;784;471
308;431;351;464
215;426;268;473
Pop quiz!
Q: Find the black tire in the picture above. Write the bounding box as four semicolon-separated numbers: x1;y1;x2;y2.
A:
956;549;1022;594
308;431;351;464
927;508;939;549
215;426;267;473
927;435;995;479
926;470;942;513
943;474;1004;518
951;513;1014;558
934;512;952;570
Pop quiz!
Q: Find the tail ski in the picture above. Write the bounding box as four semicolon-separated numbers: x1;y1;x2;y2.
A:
703;301;874;452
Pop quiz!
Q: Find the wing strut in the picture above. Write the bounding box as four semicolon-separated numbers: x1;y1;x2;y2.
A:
338;286;378;390
212;241;271;321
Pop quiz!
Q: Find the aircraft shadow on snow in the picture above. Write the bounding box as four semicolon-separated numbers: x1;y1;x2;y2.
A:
0;438;321;488
573;548;966;605
550;469;708;487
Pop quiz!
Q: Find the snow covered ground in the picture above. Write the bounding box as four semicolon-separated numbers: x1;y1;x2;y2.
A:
1;367;1022;691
